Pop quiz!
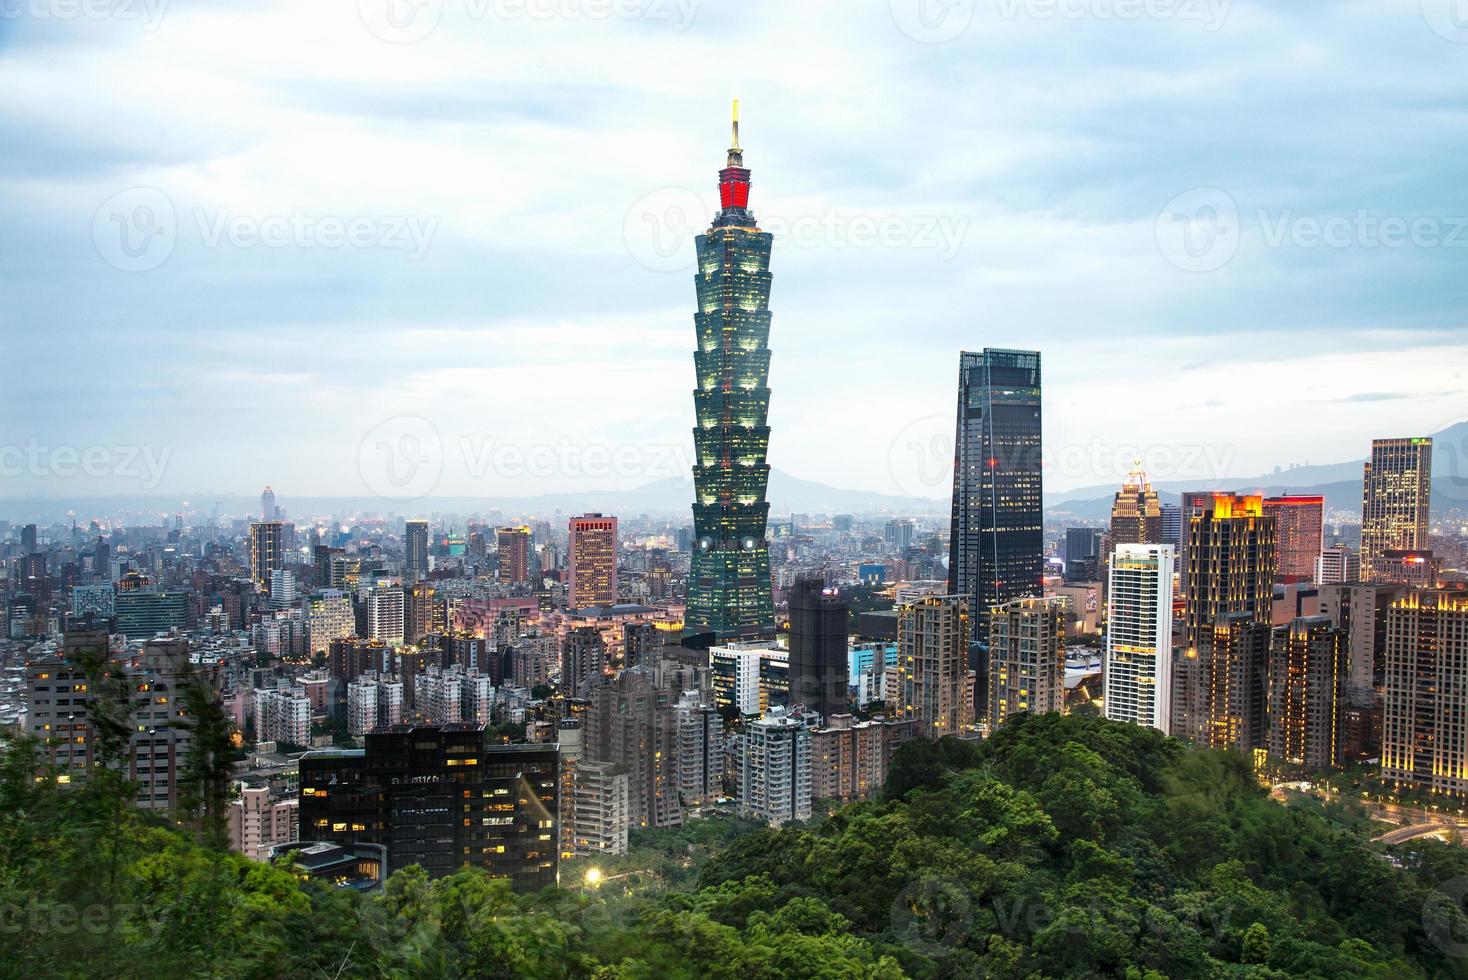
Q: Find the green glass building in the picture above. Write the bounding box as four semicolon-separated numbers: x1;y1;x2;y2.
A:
686;106;776;640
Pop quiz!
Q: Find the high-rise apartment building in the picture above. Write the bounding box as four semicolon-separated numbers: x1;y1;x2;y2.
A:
368;588;405;647
567;514;618;609
496;527;531;586
583;668;682;831
404;519;429;581
1173;494;1276;741
987;597;1066;728
675;692;724;807
897;594;975;738
809;714;886;804
1382;592;1468;796
571;759;630;857
1263;496;1324;583
1200;613;1271;753
249;521;287;592
1267;615;1345;771
1361;437;1432;583
1104;543;1176;734
298;726;559;891
786;577;850;722
685;106;776;641
948;348;1043;708
733;706;811;827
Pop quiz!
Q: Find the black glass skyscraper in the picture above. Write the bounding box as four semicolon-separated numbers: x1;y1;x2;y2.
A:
787;576;850;721
947;349;1044;711
686;104;776;640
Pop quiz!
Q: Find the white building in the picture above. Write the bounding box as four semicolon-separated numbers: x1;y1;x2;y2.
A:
1315;546;1361;586
346;677;379;736
268;569;298;610
1103;543;1176;734
253;686;311;746
710;640;784;716
733;706;811;827
307;590;355;654
369;588;405;647
571;759;630;857
675;691;724;807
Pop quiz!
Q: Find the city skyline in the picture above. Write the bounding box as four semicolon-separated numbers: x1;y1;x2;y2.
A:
5;3;1468;501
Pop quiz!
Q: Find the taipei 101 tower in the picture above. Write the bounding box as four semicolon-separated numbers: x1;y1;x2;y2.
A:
684;101;776;641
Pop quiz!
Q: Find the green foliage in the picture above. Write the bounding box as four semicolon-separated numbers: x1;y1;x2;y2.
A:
5;711;1467;977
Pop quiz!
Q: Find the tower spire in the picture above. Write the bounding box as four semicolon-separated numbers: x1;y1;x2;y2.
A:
719;99;750;210
731;98;740;150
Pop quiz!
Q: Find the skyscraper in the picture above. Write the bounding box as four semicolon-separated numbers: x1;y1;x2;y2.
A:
248;521;286;592
947;348;1043;711
897;594;975;738
987;597;1066;728
1201;613;1271;753
404;519;429;581
1267;615;1345;771
567;513;618;609
1104;543;1176;734
1360;437;1432;583
1263;495;1324;583
733;706;811;827
497;527;531;586
1109;464;1162;549
260;485;278;520
786;577;850;722
1173;494;1276;742
1382;592;1468;796
685;104;776;641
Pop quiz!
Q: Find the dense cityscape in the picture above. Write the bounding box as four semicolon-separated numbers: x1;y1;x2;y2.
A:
6;6;1468;976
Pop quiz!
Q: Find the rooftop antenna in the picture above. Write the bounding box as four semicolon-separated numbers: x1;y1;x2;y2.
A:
731;98;740;150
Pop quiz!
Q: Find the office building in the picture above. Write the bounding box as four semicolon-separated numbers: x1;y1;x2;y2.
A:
987;597;1066;728
1263;496;1324;583
1382;592;1468;796
1159;503;1183;550
1267;616;1345;771
685;108;777;641
1361;437;1432;582
885;519;916;551
948;348;1043;708
733;706;811;827
567;514;619;609
710;640;779;716
261;485;278;520
786;577;850;721
1375;550;1444;590
1109;465;1162;549
71;583;115;621
114;589;188;638
298;726;559;891
897;594;975;738
1104;543;1176;734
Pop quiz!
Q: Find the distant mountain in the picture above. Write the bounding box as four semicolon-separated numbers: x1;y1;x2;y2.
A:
0;469;945;524
1045;420;1468;520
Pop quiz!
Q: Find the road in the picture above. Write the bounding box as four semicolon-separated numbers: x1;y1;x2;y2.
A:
1270;784;1468;847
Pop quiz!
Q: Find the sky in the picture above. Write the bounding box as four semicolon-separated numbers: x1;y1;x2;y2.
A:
2;0;1466;506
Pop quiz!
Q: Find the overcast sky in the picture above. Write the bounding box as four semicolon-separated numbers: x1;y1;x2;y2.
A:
3;0;1466;505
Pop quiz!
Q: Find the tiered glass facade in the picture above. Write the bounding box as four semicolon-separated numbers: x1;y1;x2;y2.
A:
686;119;776;639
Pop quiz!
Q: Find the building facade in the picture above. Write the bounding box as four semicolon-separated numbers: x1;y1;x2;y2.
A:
1103;543;1176;734
987;597;1066;728
897;594;975;738
1361;437;1432;583
567;514;619;609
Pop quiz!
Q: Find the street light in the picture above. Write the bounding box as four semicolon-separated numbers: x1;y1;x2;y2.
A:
585;867;603;889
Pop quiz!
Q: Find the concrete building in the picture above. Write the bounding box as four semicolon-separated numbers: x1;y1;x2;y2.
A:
988;597;1066;728
897;594;974;738
675;691;724;807
1382;592;1468;796
1104;544;1176;734
1263;496;1324;583
1267;616;1345;771
734;706;811;827
567;514;619;609
571;759;630;857
369;588;405;647
229;786;299;861
786;577;851;722
1361;437;1432;583
809;713;885;804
